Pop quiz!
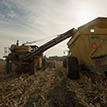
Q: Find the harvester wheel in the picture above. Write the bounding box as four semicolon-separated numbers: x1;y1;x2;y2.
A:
29;62;36;75
6;60;12;73
42;58;47;70
63;58;67;68
67;56;80;79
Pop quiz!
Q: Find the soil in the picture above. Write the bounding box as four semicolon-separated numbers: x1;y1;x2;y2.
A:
0;61;107;107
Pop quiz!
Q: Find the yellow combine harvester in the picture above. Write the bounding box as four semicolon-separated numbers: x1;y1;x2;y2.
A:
66;17;107;79
6;17;107;79
6;29;76;74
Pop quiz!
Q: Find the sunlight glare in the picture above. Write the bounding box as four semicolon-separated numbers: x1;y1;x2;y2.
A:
77;9;95;26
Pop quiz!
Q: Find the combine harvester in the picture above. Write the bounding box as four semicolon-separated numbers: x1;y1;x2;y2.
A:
6;28;76;74
6;17;107;79
66;17;107;79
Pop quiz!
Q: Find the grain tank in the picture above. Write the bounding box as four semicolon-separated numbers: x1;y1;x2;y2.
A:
67;17;107;79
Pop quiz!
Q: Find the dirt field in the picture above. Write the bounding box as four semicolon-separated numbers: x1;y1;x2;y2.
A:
0;61;107;107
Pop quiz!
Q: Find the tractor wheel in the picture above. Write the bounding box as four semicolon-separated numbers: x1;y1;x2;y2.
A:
6;60;12;73
104;72;107;77
63;58;67;68
42;58;47;70
67;56;80;80
29;62;36;75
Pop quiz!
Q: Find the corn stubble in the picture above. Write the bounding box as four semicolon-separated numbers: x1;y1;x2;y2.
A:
0;61;107;107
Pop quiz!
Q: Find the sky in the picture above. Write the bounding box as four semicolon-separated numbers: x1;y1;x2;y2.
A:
0;0;107;58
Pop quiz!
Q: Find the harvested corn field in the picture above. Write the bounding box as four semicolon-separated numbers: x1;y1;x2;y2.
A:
0;61;107;107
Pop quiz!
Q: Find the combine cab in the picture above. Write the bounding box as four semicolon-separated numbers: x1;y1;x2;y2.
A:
67;17;107;79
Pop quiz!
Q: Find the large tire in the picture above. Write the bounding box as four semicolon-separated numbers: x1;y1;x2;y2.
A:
29;62;36;75
104;72;107;77
6;60;12;73
63;58;67;68
67;56;80;80
42;58;47;70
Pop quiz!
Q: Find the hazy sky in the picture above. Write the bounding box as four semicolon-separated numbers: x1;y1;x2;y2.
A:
0;0;107;58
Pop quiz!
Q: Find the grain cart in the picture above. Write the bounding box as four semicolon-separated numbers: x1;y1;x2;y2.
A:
67;17;107;79
6;28;76;74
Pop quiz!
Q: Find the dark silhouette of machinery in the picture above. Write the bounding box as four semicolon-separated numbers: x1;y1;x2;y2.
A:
6;17;107;79
6;28;76;74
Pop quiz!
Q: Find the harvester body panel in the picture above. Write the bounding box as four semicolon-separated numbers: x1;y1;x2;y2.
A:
68;17;107;72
